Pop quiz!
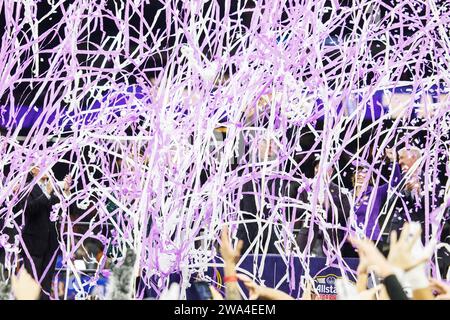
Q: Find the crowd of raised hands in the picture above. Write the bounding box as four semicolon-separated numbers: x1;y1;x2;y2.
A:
345;223;450;300
2;222;450;300
208;223;450;300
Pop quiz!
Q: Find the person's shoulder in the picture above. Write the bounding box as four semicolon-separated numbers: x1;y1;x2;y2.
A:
329;182;348;193
29;183;44;197
241;178;255;191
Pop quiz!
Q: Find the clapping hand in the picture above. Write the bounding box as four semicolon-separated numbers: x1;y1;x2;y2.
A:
12;182;20;193
405;174;421;194
45;180;54;195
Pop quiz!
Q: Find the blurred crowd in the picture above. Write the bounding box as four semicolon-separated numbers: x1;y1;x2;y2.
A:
0;92;450;300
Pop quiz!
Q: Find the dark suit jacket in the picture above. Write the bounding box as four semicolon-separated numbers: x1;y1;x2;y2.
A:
293;181;355;257
20;183;60;256
386;173;445;243
237;177;289;254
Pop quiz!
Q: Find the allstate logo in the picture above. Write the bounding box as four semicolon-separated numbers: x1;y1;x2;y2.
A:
325;276;336;285
314;274;339;297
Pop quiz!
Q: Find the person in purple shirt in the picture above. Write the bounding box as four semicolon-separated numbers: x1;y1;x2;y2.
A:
350;149;401;252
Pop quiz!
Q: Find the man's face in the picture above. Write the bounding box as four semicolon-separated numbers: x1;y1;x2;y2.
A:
31;166;40;177
31;166;48;180
398;149;420;174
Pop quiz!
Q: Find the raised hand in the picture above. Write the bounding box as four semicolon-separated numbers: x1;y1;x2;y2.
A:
237;274;262;300
209;285;224;300
348;236;393;278
356;247;370;293
11;268;41;300
385;148;397;162
220;226;243;264
63;175;72;194
237;273;295;300
301;279;314;300
387;223;429;271
357;249;370;275
220;226;244;300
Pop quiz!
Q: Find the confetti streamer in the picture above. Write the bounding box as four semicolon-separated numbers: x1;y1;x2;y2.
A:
0;0;450;299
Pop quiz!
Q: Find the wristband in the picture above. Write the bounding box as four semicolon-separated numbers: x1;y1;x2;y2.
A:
224;275;238;283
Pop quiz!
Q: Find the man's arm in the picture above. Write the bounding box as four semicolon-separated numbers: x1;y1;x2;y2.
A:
220;226;243;300
286;181;309;230
236;181;258;249
384;148;402;189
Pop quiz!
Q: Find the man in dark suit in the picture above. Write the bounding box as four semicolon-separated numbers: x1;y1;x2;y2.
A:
236;137;286;254
386;146;445;242
295;158;354;257
237;176;287;254
19;166;71;300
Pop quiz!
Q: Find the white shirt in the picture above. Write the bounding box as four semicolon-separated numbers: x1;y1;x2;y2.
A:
37;180;51;199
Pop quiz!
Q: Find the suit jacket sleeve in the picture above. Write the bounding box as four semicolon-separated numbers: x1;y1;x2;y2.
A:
239;181;258;216
237;181;258;242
